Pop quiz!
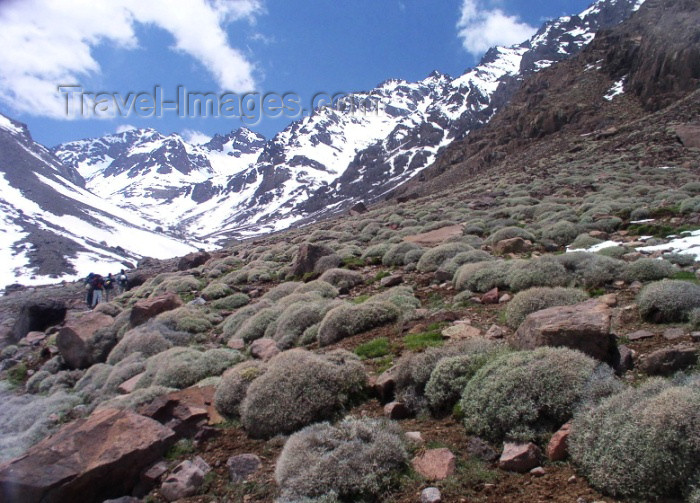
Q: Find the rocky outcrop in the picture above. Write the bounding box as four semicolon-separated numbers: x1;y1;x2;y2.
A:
57;311;116;369
0;408;176;503
511;297;615;362
178;251;211;271
290;243;334;277
638;345;698;376
11;299;66;342
129;292;183;327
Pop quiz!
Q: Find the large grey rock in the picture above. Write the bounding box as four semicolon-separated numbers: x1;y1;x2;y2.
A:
512;298;615;362
0;408;176;503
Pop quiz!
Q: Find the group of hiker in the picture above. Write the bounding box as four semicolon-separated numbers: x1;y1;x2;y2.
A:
84;270;128;309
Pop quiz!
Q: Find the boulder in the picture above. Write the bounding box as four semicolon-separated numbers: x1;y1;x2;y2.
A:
118;372;144;394
638;345;698;376
138;385;223;435
498;442;542;473
465;437;499;463
160;457;211;502
290;243;335;277
0;408;175;503
250;338;280;361
615;345;635;373
384;401;411;420
177;251;211;271
627;329;655;341
226;454;262;483
546;422;572;461
442;322;482;339
512;298;614;362
227;337;245;351
493;237;531;255
421;487;442;503
663;327;686;340
373;366;399;403
675;123;700;148
380;274;404;288
129;293;183;327
403;225;464;247
485;324;507;340
481;287;500;304
11;299;66;342
348;201;368;216
57;311;116;369
411;448;456;480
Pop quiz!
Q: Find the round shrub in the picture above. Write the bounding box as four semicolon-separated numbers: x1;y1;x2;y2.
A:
294;280;339;298
689;308;700;330
568;234;603;250
416;242;473;273
382;242;422;266
569;377;700;500
507;256;570;292
459;347;621;442
318;268;363;292
275;417;407;502
540;221;580;246
556;252;625;288
403;248;424;265
211;293;250;310
637;280;700;323
262;282;303;302
663;252;696;267
505;287;589;329
273;299;338;349
240;349;367;438
595;245;628;259
106;321;190;364
313;254;342;274
454;260;512;292
236;307;282;343
361;243;390;260
214;360;267;418
221;301;272;339
486;226;536;244
317;301;400;347
623;258;675;282
201;282;232;300
155;306;217;334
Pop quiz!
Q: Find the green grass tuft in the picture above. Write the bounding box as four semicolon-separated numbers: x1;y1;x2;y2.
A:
355;337;391;359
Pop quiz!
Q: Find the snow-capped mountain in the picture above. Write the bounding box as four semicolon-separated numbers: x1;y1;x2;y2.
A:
0;113;202;290
53;0;645;243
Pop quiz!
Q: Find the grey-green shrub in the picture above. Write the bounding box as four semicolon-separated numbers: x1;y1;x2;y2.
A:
275;417;407;502
663;252;696;267
441;250;494;276
240;349;367;438
505;287;589;329
637;280;700;323
569;376;700;500
106;321;187;364
568;234;603;250
382;242;422;266
507;256;570;292
294;280;339;298
369;286;421;314
486;226;536;244
313;254;342;274
318;268;363;291
211;293;250;310
689;308;700;330
221;301;272;339
555;252;624;288
236;307;282;343
262;282;303;302
596;245;628;259
201;282;232;300
155;306;217;334
459;347;621;442
317;301;400;346
214;360;267;418
623;258;675;282
273;299;339;349
540;221;579;246
416;242;473;273
454;260;511;292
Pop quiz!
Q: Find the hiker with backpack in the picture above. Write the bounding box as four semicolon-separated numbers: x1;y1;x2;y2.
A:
90;273;105;308
117;269;128;294
84;272;95;308
104;273;115;302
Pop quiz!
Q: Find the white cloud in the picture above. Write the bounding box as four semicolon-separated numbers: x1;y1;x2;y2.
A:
115;124;137;134
0;0;263;119
181;128;212;145
457;0;536;56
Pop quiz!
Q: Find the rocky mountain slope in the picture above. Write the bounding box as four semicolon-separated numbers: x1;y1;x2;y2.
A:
0;114;201;290
0;0;698;502
54;0;646;243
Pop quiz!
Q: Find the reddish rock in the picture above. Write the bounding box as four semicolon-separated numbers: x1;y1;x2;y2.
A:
11;299;67;343
249;338;280;361
403;225;464;247
177;251;211;271
530;466;546;476
639;345;698;376
57;311;115;369
0;408;175;503
546;422;572;461
411;448;456;480
118;372;144;394
405;431;424;445
499;293;512;303
676;123;700;148
160;457;211;501
130;293;183;327
138;385;223;435
141;460;169;487
374;366;399;403
481;287;500;304
485;324;507;339
499;442;542;473
226;454;262;483
348;201;368;216
380;274;404;287
227;337;245;350
493;237;532;255
24;331;47;345
615;345;636;373
512;298;614;362
663;327;686;340
627;329;655;341
384;401;411;420
290;243;334;277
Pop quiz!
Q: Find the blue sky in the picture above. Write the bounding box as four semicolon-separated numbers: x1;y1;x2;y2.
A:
0;0;594;147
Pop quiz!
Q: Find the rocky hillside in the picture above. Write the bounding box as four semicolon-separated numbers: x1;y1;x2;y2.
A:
0;114;203;290
0;0;698;502
54;0;645;243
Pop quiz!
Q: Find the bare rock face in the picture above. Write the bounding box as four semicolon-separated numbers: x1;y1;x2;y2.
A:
512;298;615;362
11;299;67;342
129;292;183;327
411;448;456;480
290;243;335;277
177;251;211;271
675;124;700;148
57;311;116;369
138;385;224;435
0;408;176;503
498;442;542;473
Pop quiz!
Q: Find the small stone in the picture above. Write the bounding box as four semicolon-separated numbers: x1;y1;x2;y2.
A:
498;442;542;473
483;483;495;492
615;345;635;373
405;431;424;445
25;331;48;345
384;401;411;420
118;372;144;394
627;329;655;341
226;454;261;483
568;475;578;484
484;324;506;339
141;460;169;486
546;422;572;461
249;338;280;361
663;327;686;340
629;281;643;292
227;337;245;350
498;293;511;303
441;323;481;339
160;458;210;502
691;332;700;343
530;466;545;476
411;448;456;480
481;288;499;304
466;437;498;462
420;487;442;503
